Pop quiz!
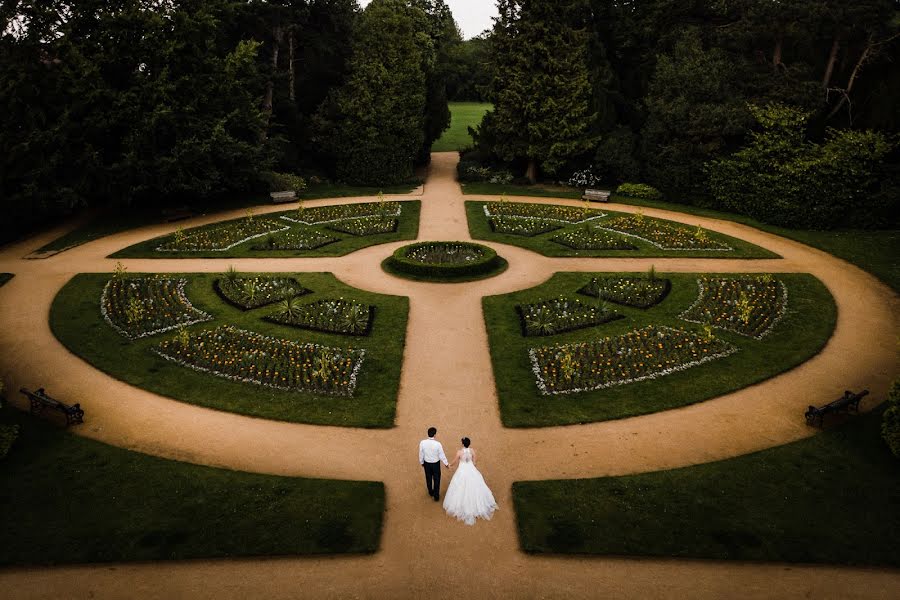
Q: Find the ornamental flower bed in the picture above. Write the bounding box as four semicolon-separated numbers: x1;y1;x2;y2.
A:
516;297;622;337
154;325;365;396
101;277;213;339
406;242;485;264
489;216;562;237
552;228;637;250
327;216;398;236
250;228;339;251
579;276;671;308
483;202;604;224
597;214;732;251
281;201;401;225
529;325;736;395
157;218;289;252
679;276;788;339
267;298;375;336
215;276;309;310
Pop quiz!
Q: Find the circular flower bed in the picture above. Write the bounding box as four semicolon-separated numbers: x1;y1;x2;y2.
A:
384;241;506;281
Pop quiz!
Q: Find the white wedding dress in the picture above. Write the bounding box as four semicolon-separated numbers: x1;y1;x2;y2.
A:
442;448;498;525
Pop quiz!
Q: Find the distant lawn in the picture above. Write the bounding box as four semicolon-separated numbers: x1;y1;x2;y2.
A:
0;273;12;287
50;273;407;428
0;406;384;565
611;195;900;293
461;182;582;199
111;201;421;259
299;181;418;199
466;201;778;259
514;406;900;566
431;102;491;152
486;272;835;427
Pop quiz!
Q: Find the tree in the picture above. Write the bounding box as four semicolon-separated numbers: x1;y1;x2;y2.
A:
445;34;491;101
476;0;598;183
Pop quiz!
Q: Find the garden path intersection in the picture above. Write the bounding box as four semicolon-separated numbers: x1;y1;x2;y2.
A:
0;152;897;599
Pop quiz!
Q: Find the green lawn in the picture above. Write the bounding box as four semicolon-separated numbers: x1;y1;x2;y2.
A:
0;407;384;565
50;273;408;427
466;201;778;259
431;102;492;152
0;273;12;288
111;201;421;259
485;272;836;427
461;182;582;199
514;406;900;565
299;181;418;199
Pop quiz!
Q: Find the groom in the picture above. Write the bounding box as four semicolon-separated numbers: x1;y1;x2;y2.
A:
418;426;449;501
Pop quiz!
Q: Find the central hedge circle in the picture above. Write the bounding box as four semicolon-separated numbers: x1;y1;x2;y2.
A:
383;241;507;281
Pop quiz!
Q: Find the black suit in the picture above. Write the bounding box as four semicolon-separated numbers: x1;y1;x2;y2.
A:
423;461;442;500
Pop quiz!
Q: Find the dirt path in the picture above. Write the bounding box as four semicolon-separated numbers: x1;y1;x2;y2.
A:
0;152;897;598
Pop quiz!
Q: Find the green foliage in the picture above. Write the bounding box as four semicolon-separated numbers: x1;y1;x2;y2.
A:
883;380;900;459
615;183;663;201
707;103;896;229
0;424;18;460
263;172;307;194
384;241;506;281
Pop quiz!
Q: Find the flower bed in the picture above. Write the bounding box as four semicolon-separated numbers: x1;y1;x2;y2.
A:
101;277;213;339
266;298;375;336
157;218;289;252
281;201;401;225
597;214;731;251
483;202;604;224
154;325;365;396
516;297;622;337
215;276;309;310
250;228;339;251
551;228;637;250
529;325;736;395
579;276;671;308
679;276;788;339
385;241;505;281
327;216;398;236
489;216;562;237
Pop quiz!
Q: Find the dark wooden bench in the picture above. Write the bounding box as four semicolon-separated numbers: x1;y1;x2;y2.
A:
20;387;84;426
805;389;868;427
161;206;194;222
582;189;610;202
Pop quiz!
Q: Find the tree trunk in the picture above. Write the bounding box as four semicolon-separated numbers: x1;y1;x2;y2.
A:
261;25;284;141
827;34;872;121
822;35;840;88
288;30;295;103
525;158;537;184
772;36;783;69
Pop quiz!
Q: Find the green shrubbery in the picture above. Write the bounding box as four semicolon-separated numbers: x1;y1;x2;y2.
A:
263;172;307;194
385;241;504;280
883;380;900;459
615;183;663;201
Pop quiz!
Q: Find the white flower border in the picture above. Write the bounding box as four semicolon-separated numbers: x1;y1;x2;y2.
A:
100;278;213;340
156;221;290;252
280;204;402;225
528;325;738;396
151;326;366;397
678;277;789;340
483;203;606;224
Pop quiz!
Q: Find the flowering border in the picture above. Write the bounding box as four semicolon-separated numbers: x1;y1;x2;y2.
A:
528;325;738;395
591;222;733;252
100;278;213;340
678;278;789;340
152;326;366;397
155;223;291;252
280;204;402;226
482;204;606;224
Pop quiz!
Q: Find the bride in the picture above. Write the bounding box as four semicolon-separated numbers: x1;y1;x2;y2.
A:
443;437;498;525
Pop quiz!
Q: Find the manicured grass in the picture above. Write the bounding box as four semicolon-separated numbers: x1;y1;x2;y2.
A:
111;201;421;259
50;273;408;427
485;272;835;427
466;201;778;259
461;182;582;199
0;273;12;287
0;406;383;565
611;195;900;293
514;406;900;565
431;102;492;152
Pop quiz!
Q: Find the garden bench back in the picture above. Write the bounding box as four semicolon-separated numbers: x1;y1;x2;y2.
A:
270;191;297;204
20;387;84;427
804;389;868;427
582;189;610;203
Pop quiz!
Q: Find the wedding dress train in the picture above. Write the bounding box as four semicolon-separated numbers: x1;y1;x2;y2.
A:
442;448;498;525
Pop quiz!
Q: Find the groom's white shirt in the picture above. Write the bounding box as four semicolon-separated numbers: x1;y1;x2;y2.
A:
419;437;449;465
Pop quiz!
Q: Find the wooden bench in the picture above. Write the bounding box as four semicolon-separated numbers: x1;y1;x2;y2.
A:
582;189;610;202
161;206;194;222
805;389;868;427
20;387;84;427
270;190;297;204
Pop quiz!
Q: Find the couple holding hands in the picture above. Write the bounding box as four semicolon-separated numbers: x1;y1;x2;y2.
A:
418;427;498;526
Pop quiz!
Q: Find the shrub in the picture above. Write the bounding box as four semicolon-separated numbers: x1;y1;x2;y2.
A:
0;423;18;460
262;171;307;194
883;380;900;459
568;167;602;188
385;241;504;280
615;183;663;201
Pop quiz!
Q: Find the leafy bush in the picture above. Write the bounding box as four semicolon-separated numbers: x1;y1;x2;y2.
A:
883;380;900;459
568;167;602;188
0;423;18;460
615;183;663;201
385;241;503;280
263;172;307;194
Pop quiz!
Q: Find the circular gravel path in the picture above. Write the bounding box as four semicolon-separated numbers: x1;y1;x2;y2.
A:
0;152;897;599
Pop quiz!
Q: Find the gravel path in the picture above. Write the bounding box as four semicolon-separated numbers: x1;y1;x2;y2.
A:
0;152;897;599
